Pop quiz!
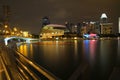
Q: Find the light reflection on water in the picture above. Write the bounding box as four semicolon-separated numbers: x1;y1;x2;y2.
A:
83;40;97;66
18;40;119;80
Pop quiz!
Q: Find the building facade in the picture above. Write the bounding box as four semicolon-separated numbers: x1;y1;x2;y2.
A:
118;17;120;33
40;24;69;39
100;23;113;34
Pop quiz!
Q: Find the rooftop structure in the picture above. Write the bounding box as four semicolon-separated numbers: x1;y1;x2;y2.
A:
100;13;108;19
100;13;108;23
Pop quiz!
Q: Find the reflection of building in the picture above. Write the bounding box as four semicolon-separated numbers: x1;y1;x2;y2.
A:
40;24;68;39
100;23;113;34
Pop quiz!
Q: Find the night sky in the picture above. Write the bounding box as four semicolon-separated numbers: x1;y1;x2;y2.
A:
0;0;120;34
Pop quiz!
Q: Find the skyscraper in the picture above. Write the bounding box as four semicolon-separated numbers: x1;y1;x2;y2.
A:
118;17;120;33
3;5;10;26
100;13;113;34
41;16;50;27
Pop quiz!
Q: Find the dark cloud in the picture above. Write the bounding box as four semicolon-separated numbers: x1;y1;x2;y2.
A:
0;0;120;34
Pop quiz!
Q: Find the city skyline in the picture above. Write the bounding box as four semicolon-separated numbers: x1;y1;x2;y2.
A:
0;0;120;34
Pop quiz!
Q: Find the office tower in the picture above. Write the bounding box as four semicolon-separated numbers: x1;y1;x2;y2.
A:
100;23;113;34
42;16;50;27
118;17;120;33
100;13;113;34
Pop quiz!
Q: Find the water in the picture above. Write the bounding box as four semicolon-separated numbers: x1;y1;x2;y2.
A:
18;39;120;80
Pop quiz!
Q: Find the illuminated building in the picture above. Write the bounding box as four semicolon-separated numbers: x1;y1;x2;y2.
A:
100;13;113;34
80;26;87;35
87;21;96;33
42;16;50;27
23;31;29;37
40;24;69;39
0;19;3;34
118;17;120;33
71;25;78;33
80;22;87;35
100;23;113;34
100;13;108;23
80;22;97;35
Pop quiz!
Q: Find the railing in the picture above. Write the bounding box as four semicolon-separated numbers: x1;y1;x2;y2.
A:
0;43;24;80
14;50;60;80
0;40;60;80
0;56;12;80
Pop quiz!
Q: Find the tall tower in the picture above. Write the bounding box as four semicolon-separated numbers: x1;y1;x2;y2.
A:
100;13;113;34
42;16;50;27
118;17;120;33
2;5;11;35
3;5;10;26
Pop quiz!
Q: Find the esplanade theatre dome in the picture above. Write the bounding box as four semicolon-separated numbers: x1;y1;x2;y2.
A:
40;24;69;39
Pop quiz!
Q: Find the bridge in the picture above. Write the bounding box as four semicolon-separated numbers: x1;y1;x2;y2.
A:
0;36;59;80
3;36;39;45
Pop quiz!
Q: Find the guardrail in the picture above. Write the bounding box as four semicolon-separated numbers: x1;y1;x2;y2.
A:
0;56;12;80
16;58;40;80
0;43;25;80
0;41;60;80
14;50;60;80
